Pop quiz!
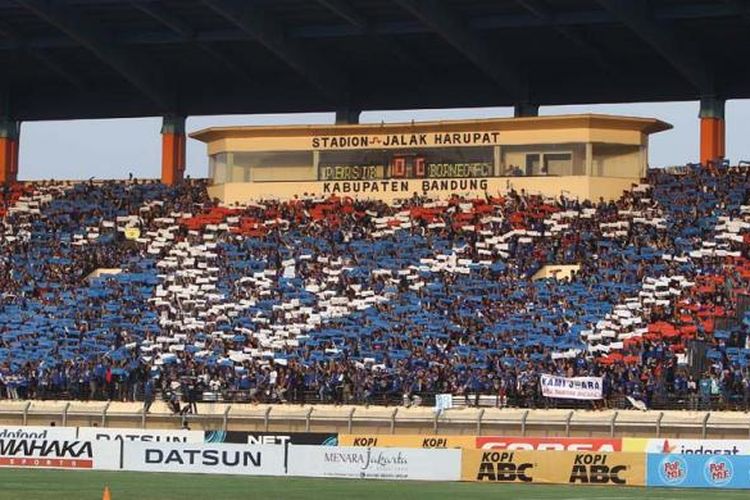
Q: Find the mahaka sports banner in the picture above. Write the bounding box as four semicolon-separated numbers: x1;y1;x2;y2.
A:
338;434;474;449
648;453;750;488
461;450;645;486
476;437;622;452
121;441;285;476
79;427;203;443
540;375;603;400
287;445;461;481
0;438;120;470
624;438;750;455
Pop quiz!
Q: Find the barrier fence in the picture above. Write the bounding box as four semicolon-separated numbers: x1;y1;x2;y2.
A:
0;425;749;489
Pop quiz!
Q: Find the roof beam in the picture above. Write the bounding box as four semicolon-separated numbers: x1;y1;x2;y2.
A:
316;0;367;31
594;0;714;92
515;0;613;73
14;0;170;108
201;0;348;101
392;0;527;101
131;1;256;84
0;18;86;90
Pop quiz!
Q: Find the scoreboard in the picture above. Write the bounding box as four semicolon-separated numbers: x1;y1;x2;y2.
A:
319;155;493;181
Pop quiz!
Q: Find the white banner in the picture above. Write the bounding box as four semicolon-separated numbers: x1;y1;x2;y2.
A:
0;426;77;441
79;427;203;443
540;374;603;400
0;438;120;470
122;442;285;476
638;438;750;455
287;445;461;481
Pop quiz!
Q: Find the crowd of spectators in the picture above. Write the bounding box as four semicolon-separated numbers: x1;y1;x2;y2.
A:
0;163;748;412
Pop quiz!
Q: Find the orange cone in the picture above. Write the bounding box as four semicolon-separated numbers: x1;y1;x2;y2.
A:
102;486;112;500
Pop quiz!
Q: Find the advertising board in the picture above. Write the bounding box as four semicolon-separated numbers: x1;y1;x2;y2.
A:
287;445;461;481
0;438;120;470
476;437;622;452
647;453;750;488
624;438;750;455
338;434;474;449
204;431;337;446
79;427;203;443
462;450;645;486
121;441;285;476
0;425;77;441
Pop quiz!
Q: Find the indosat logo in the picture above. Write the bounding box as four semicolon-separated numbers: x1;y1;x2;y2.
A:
703;456;733;486
658;455;688;485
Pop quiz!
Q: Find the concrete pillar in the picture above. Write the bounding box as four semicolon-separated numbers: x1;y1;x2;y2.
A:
514;103;539;118
699;97;725;166
335;107;361;125
0;118;19;185
585;142;594;176
161;115;186;185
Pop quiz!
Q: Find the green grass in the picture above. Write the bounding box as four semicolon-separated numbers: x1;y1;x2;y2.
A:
0;469;746;500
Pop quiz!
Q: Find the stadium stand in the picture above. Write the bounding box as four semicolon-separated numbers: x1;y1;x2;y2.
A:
0;164;748;413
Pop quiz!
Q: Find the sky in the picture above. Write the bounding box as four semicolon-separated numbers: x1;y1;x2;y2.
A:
16;99;750;180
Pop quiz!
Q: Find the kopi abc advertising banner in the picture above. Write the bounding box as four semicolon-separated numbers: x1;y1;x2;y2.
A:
338;434;474;449
461;450;646;486
624;438;750;455
0;437;120;470
122;441;285;476
287;445;461;481
647;453;750;488
540;374;603;400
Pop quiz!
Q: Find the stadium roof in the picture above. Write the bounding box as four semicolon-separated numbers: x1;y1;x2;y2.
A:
0;0;748;121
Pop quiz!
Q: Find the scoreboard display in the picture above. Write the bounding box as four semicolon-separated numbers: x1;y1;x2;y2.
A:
319;156;493;181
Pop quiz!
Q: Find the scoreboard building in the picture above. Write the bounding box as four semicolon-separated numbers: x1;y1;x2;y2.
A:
191;114;670;204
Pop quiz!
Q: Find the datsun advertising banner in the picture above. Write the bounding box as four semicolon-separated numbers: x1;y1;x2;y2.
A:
122;441;285;476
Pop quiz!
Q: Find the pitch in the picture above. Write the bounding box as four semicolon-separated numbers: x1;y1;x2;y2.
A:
0;469;744;500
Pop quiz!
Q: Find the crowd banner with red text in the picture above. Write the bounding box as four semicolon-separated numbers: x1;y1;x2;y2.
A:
539;374;603;400
121;441;285;476
0;438;120;470
287;445;461;481
338;434;474;449
78;427;203;443
476;437;622;452
462;450;645;486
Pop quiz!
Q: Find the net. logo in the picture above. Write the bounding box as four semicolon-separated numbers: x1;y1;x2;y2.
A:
658;455;687;485
703;456;733;486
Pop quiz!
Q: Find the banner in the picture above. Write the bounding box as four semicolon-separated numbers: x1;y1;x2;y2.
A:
647;453;750;488
462;450;645;486
625;438;750;455
0;438;120;470
0;426;77;441
287;445;461;481
540;375;603;400
204;431;337;446
79;427;203;443
476;437;622;452
338;435;474;449
122;441;285;476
